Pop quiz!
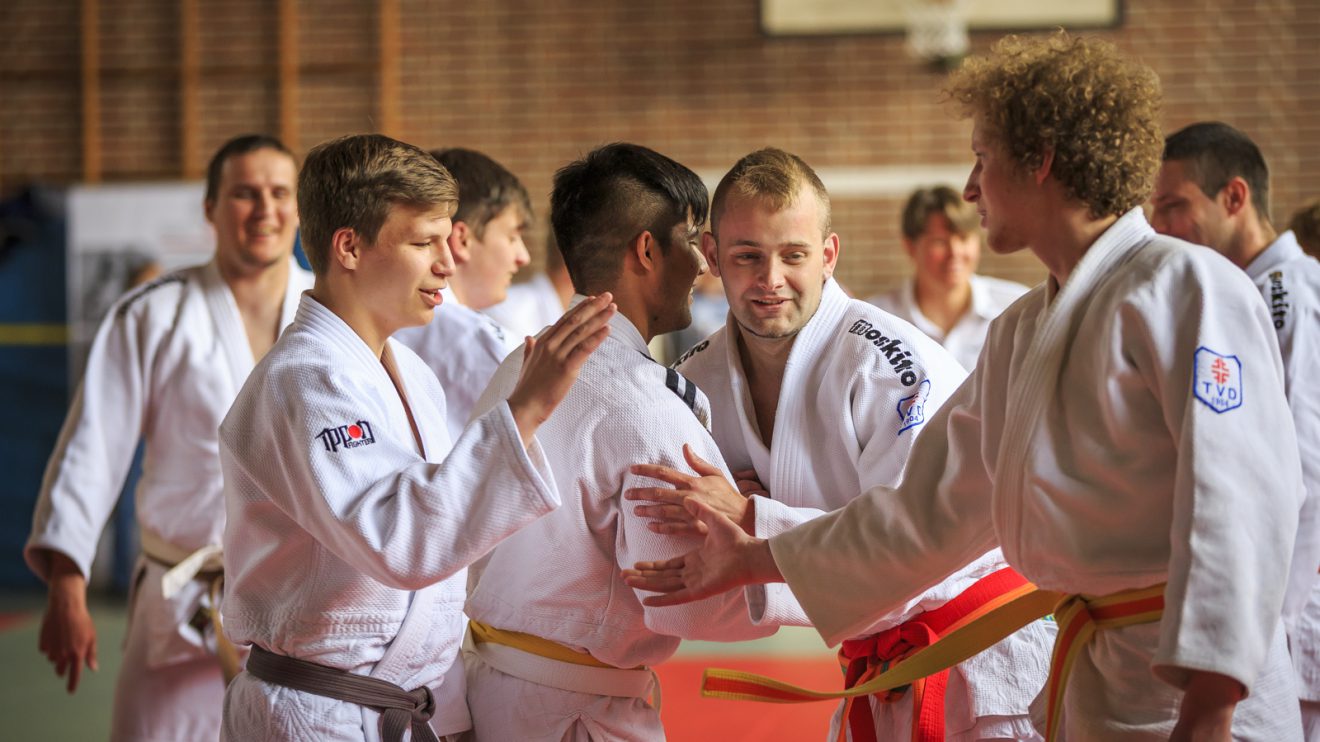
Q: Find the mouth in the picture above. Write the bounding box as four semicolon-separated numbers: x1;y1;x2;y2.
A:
420;287;444;307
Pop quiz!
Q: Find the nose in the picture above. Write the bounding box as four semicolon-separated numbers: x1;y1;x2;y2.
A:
433;241;456;277
963;163;980;204
759;257;784;290
254;190;275;218
515;237;530;269
695;248;709;277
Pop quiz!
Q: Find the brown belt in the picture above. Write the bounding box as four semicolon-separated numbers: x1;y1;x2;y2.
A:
245;646;439;742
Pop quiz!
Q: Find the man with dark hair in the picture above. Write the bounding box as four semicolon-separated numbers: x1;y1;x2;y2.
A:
632;147;1051;742
1154;120;1320;736
26;133;314;741
868;185;1028;370
395;148;532;439
625;34;1305;740
220;133;613;742
463;143;773;741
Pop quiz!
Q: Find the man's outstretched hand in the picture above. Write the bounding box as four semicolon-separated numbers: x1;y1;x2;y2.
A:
626;444;756;536
621;496;783;607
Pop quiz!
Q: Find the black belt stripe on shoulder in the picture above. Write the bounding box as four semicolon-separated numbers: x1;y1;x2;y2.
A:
665;367;696;411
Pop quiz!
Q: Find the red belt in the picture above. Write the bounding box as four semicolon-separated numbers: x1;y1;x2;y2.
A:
837;567;1030;742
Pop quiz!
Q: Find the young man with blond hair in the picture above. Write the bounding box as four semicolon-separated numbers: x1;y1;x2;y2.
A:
27;134;313;742
633;147;1053;741
1153;120;1320;737
626;33;1305;740
219;133;614;742
867;185;1028;370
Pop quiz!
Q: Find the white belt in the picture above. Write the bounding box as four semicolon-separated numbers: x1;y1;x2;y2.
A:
138;528;223;599
462;628;660;707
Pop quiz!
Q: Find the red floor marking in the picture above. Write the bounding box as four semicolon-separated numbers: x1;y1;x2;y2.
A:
0;612;33;632
657;656;840;741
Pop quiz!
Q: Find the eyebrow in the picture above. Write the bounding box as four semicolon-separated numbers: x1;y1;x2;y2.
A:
729;239;813;248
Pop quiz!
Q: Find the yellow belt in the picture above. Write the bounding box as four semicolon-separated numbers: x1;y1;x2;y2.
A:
700;582;1166;742
468;620;632;669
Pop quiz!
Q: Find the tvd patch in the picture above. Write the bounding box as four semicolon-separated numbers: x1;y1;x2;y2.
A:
897;378;931;433
316;420;378;452
1192;347;1243;414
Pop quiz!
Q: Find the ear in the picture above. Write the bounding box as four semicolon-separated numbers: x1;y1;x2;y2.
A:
901;236;917;260
629;230;659;274
329;227;363;270
448;221;473;265
822;233;841;280
203;198;216;226
1033;147;1055;185
1219;177;1251;218
701;231;721;278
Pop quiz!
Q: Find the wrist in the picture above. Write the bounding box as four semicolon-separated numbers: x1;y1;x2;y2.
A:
743;538;783;584
739;496;757;535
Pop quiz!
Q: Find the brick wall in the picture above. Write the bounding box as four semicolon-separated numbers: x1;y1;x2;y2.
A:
3;0;1318;296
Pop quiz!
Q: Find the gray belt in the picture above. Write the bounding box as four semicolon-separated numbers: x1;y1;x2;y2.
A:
246;646;438;742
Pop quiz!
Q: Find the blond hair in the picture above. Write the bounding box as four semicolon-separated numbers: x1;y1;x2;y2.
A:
710;148;831;238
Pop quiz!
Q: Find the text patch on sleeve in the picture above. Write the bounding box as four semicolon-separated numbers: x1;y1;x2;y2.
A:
1192;347;1243;413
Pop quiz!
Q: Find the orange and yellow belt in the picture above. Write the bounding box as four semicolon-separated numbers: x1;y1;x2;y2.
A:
700;575;1165;742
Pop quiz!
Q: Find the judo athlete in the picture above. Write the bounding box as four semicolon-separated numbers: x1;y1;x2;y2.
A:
395;148;532;439
624;33;1307;741
25;134;313;742
463;143;776;741
630;148;1053;741
866;186;1028;370
1152;121;1320;736
485;231;574;340
219;133;615;742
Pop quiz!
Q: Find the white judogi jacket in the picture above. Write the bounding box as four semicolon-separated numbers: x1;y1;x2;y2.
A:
465;305;775;740
1245;230;1320;701
867;273;1030;370
761;210;1306;740
220;294;560;742
678;279;1051;741
484;273;565;340
26;259;311;669
394;287;517;441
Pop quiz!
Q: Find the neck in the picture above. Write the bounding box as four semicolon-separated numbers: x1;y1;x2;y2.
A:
610;283;657;343
1032;208;1119;287
309;276;388;358
1230;218;1278;270
447;273;472;308
912;277;972;334
550;268;574;309
734;323;795;386
218;254;290;303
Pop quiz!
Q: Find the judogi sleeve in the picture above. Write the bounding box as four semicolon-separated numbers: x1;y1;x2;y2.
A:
764;368;1000;646
25;295;154;581
1129;258;1304;693
749;349;970;627
618;416;778;642
224;364;560;591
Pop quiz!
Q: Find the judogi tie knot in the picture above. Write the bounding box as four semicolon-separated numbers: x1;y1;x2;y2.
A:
840;621;939;702
380;685;436;742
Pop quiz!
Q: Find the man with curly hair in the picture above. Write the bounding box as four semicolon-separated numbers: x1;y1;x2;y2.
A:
1289;199;1320;259
1153;120;1320;738
623;32;1305;740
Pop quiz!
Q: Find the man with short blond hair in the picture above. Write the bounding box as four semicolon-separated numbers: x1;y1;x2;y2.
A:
633;147;1053;741
220;133;613;742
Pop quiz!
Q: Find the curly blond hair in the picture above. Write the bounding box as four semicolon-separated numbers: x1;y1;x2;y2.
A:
1290;198;1320;259
945;32;1163;219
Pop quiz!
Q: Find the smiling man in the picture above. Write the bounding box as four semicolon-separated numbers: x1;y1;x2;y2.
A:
631;148;1051;742
625;34;1305;741
867;185;1028;370
26;134;314;742
395;148;533;439
1152;121;1320;737
218;133;614;742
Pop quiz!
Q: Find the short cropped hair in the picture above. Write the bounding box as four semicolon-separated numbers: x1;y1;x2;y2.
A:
901;185;979;241
204;134;295;205
298;134;458;275
550;143;708;294
1163;122;1272;223
710;148;831;238
1289;198;1320;258
431;148;532;238
945;32;1163;219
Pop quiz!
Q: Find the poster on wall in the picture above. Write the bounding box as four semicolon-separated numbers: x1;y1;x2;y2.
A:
761;0;1121;35
66;182;212;380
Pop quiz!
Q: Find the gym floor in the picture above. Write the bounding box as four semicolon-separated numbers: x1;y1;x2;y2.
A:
0;592;839;741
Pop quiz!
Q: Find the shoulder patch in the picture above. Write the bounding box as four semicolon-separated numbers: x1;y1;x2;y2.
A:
845;318;921;386
315;419;377;452
672;339;710;368
896;379;931;434
114;271;187;319
1267;270;1289;330
1192;347;1243;414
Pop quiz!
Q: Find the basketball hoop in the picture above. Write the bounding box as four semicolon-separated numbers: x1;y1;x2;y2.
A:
902;0;971;70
